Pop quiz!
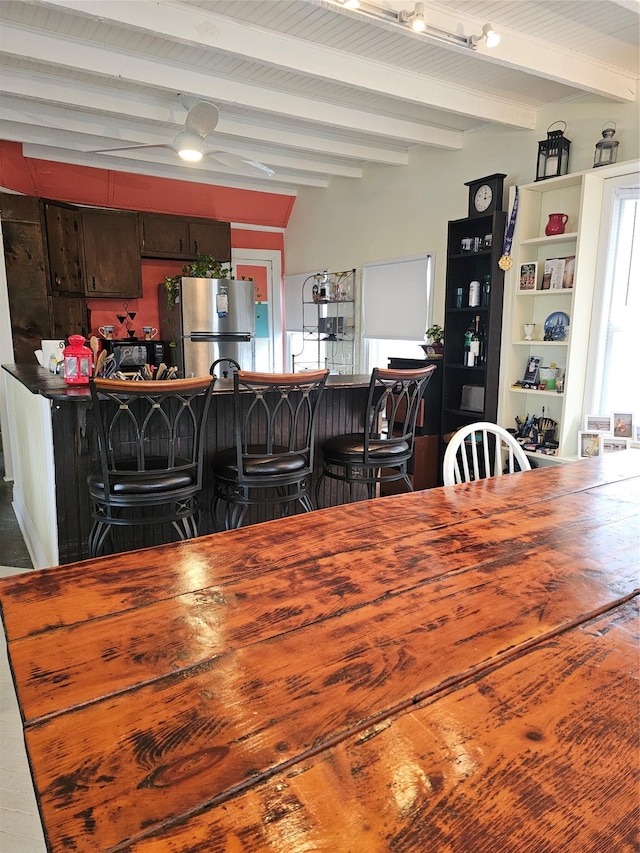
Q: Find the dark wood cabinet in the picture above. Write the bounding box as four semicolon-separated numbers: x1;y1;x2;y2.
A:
139;213;230;261
49;293;87;340
81;208;142;297
441;211;506;443
0;194;50;364
43;201;83;294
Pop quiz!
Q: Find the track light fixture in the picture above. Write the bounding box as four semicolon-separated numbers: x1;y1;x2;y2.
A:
468;23;501;49
332;1;500;51
398;2;426;32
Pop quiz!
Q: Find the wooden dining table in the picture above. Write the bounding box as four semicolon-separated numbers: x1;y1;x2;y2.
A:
1;450;638;852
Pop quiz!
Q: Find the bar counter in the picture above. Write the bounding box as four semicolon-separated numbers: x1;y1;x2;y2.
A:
0;452;638;851
2;365;372;566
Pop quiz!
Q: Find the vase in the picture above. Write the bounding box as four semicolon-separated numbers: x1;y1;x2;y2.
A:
545;213;568;236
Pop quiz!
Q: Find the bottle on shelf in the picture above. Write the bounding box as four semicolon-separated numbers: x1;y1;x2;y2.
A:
463;316;474;365
467;315;482;367
469;279;481;307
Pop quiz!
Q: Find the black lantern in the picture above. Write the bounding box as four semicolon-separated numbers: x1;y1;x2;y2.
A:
535;121;571;181
594;122;619;168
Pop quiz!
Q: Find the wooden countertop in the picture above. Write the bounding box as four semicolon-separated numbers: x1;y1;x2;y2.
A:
1;364;372;400
1;451;638;851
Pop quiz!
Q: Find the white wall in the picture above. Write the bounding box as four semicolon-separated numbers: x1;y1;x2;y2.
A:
284;95;640;332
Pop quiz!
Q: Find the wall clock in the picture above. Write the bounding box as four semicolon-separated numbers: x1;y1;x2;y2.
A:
464;173;506;217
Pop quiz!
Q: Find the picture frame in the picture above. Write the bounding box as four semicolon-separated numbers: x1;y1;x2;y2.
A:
584;414;612;433
518;261;538;291
602;436;629;454
612;412;633;438
522;355;541;384
578;431;603;458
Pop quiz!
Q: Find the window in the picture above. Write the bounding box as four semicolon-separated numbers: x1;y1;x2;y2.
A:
586;175;639;417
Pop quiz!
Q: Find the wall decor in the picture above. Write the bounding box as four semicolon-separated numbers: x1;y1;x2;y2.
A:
584;414;613;433
518;261;537;291
613;412;634;438
578;431;603;458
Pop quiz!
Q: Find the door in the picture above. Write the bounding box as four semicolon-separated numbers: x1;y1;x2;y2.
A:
233;250;282;373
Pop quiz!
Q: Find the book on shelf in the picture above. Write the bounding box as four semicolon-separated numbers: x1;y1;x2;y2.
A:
541;256;575;290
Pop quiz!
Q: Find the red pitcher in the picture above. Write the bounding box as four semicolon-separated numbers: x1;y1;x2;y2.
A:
545;213;568;236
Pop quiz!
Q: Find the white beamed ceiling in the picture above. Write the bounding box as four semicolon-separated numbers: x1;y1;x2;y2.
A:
0;0;638;194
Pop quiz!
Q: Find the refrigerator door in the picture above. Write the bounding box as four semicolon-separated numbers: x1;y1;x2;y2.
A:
184;333;255;377
180;277;256;375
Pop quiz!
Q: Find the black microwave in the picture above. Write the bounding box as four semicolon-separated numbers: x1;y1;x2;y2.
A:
101;340;167;369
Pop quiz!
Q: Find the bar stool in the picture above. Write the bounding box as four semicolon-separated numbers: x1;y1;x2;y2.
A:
87;376;215;557
316;365;436;504
211;369;329;529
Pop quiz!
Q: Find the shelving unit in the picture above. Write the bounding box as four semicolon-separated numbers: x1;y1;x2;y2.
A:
441;211;506;442
498;160;639;464
295;270;356;374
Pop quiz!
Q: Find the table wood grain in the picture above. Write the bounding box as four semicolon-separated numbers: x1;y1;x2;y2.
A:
1;450;638;852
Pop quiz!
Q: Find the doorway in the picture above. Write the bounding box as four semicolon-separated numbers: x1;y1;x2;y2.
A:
233;249;283;373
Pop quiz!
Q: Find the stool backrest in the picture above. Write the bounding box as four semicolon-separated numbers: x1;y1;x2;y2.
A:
90;376;215;491
363;366;437;462
443;421;532;485
232;370;329;482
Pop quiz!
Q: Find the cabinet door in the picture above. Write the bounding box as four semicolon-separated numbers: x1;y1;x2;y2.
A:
188;220;231;260
140;213;189;257
82;209;142;297
1;218;50;363
49;294;87;340
43;202;84;294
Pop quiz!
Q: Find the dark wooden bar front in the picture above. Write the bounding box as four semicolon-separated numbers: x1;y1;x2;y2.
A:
0;451;638;852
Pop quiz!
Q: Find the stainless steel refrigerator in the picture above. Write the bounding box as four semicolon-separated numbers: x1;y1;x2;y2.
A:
179;277;256;376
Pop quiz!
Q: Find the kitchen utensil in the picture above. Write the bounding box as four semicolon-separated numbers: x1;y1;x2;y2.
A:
155;363;167;381
90;335;99;364
95;350;107;377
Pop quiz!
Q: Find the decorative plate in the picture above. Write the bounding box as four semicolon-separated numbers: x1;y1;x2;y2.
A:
544;311;570;341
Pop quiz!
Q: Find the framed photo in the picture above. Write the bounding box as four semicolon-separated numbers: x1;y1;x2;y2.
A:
578;431;603;458
602;436;629;454
584;414;612;433
612;412;633;438
523;355;541;384
518;261;538;291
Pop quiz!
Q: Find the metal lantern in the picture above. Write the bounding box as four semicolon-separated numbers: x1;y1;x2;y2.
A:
535;121;571;181
594;122;619;168
63;334;93;385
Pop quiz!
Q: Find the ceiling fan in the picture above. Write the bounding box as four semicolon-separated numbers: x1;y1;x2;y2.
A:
89;100;275;177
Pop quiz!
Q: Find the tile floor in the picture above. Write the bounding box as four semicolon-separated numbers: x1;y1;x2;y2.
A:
1;455;48;852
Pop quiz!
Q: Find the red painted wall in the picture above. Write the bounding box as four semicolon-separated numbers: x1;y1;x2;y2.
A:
1;141;290;338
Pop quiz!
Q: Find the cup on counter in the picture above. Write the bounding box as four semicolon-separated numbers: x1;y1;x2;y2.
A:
142;326;158;340
461;237;473;253
99;325;114;339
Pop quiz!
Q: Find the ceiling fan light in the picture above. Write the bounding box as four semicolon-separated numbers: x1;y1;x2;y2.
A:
178;148;203;162
174;130;204;161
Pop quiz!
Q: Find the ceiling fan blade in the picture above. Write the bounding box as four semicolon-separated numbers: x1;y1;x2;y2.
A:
184;101;219;138
205;150;275;177
88;143;175;154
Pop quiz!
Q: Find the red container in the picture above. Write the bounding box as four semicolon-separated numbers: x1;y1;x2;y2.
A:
545;213;568;236
63;335;93;385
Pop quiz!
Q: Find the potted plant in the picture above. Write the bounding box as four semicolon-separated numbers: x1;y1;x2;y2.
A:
423;324;445;356
164;255;237;311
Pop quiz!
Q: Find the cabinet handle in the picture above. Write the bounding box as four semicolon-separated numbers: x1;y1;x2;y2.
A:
193;240;198;254
179;238;183;252
92;275;96;290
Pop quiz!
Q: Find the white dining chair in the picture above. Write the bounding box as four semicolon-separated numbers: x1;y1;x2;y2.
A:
443;421;531;486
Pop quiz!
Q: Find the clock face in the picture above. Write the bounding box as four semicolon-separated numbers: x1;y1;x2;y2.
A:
474;184;493;212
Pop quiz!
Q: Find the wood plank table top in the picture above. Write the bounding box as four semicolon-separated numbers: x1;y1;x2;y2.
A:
1;450;639;852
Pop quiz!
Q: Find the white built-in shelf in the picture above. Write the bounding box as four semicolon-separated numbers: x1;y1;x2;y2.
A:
520;231;579;246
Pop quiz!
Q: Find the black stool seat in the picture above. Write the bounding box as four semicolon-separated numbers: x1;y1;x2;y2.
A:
87;376;215;556
316;365;436;504
321;433;410;462
211;370;328;530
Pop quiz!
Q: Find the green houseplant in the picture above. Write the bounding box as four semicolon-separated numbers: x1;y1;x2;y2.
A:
423;323;445;356
164;255;252;311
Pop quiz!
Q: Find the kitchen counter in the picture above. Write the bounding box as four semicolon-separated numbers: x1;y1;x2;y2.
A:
2;364;373;566
2;364;373;398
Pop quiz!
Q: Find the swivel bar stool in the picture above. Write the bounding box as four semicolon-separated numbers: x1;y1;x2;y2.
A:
88;375;215;556
316;365;436;504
